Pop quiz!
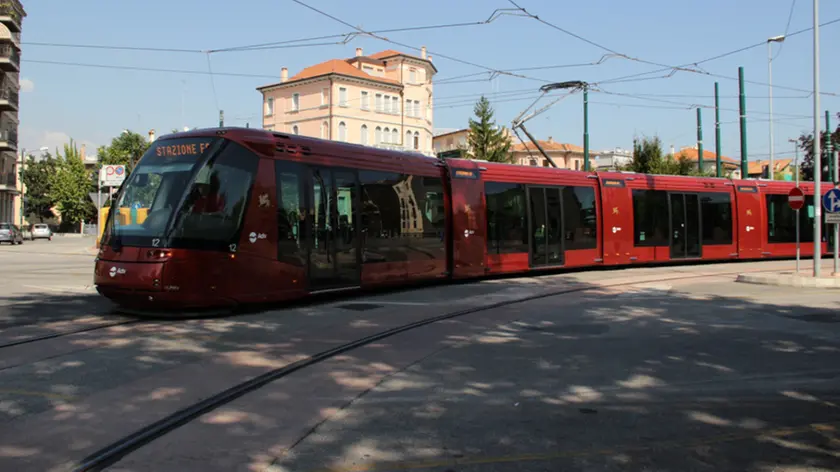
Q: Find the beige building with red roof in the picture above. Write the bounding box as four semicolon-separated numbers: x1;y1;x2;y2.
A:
257;47;437;155
672;146;742;178
510;136;592;170
746;159;795;179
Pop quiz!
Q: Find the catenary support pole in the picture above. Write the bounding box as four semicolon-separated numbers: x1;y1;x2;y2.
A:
715;82;722;178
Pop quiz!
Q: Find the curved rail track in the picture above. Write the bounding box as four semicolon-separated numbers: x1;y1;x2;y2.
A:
71;265;782;471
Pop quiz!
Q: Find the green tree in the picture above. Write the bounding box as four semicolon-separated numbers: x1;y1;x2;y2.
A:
467;96;512;163
51;140;96;225
19;152;58;222
97;130;150;172
627;136;665;174
797;113;840;182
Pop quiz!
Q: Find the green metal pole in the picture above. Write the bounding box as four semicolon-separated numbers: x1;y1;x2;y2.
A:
739;67;748;179
826;110;833;181
715;82;722;178
697;108;704;175
583;87;590;171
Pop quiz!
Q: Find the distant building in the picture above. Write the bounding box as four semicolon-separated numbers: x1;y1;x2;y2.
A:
747;159;794;180
509;137;593;170
433;128;468;158
0;0;23;224
594;148;632;170
257;47;437;156
672;146;741;178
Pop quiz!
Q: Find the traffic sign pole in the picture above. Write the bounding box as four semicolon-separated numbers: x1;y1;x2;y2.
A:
789;187;805;273
834;147;839;276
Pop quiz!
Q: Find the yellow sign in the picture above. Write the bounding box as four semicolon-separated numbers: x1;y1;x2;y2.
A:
155;141;212;157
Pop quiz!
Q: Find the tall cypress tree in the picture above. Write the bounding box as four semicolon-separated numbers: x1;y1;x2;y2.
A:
467;96;512;163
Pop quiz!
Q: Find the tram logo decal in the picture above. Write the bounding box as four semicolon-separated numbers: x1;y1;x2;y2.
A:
258;193;271;208
108;266;126;278
248;232;267;244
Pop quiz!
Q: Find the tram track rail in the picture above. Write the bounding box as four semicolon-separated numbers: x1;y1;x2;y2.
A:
70;264;794;472
0;319;142;350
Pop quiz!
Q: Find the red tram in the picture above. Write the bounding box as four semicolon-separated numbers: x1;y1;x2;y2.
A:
94;128;830;313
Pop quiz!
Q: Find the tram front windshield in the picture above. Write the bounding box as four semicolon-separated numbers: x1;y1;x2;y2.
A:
105;137;218;247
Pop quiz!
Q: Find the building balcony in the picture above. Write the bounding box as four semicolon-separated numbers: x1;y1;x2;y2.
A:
0;2;22;33
0;128;17;150
0;44;19;72
0;86;18;111
0;170;14;190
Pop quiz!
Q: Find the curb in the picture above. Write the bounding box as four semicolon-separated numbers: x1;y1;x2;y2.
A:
736;273;840;289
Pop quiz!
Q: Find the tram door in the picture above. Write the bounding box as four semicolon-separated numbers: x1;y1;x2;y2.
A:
307;167;361;291
669;193;701;259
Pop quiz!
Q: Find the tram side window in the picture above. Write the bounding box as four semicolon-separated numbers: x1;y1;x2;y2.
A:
767;194;817;243
700;192;733;245
632;190;668;246
170;141;259;250
562;186;597;250
275;160;305;266
359;170;405;263
407;175;446;260
485;182;528;254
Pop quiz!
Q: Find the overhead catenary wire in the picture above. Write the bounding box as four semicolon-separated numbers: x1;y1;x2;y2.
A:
288;0;553;84
772;0;798;59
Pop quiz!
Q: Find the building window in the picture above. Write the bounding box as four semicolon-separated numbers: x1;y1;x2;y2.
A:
292;93;300;111
292;125;299;135
321;88;328;106
409;68;416;83
375;93;383;112
384;95;391;113
265;97;274;116
391;128;398;144
361;91;369;110
392;96;399;114
339;87;347;107
383;127;390;144
414;100;420;118
361;124;368;145
406;130;412;147
413;131;419;150
405;99;412;117
338;121;347;142
375;126;382;144
321;121;328;139
426;133;430;151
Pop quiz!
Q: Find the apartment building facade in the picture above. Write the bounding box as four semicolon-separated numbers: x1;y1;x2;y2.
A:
257;47;437;155
0;0;22;224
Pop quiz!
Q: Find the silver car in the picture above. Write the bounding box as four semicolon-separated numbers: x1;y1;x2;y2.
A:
30;223;52;241
0;222;23;245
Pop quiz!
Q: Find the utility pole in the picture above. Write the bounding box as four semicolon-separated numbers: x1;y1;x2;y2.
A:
715;82;722;178
813;0;822;277
739;67;748;179
583;86;590;171
18;147;24;228
697;108;704;174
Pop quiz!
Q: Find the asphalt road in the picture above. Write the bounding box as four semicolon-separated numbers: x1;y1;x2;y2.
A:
0;241;839;471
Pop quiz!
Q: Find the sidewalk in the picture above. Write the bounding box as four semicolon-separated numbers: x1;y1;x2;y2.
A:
736;262;840;289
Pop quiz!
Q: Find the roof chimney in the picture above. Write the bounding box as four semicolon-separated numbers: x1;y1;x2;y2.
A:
355;47;363;57
421;46;427;59
281;67;288;83
547;136;553;143
80;144;86;161
148;129;156;142
427;55;432;62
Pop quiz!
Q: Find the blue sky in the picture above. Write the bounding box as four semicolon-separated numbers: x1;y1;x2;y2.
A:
18;0;840;162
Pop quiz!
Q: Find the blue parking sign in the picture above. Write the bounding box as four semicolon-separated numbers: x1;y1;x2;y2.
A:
822;188;840;213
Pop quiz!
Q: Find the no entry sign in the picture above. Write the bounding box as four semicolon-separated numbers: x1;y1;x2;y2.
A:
788;186;805;211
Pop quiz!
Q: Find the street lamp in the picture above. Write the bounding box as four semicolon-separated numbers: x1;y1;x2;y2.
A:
767;35;785;180
19;146;49;227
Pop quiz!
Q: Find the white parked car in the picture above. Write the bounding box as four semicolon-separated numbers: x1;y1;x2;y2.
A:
30;223;52;241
